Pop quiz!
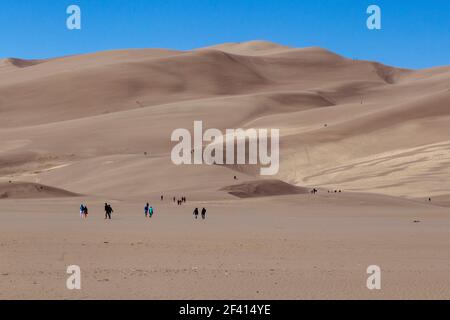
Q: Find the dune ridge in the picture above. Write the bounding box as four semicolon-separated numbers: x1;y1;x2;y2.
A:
0;41;449;199
0;182;79;199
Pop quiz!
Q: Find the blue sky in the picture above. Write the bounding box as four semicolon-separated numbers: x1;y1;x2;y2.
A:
0;0;449;69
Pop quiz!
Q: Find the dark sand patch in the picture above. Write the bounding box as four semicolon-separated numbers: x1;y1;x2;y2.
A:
0;182;79;199
221;179;309;198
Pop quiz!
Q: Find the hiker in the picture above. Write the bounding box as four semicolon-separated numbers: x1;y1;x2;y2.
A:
105;203;113;220
144;203;149;218
201;207;207;220
83;205;88;218
161;195;164;201
80;204;85;218
173;197;176;203
108;204;114;219
193;208;199;219
149;206;154;218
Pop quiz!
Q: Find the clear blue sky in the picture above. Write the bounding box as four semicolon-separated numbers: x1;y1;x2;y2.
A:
0;0;449;69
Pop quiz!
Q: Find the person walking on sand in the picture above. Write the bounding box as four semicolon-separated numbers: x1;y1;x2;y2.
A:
144;203;149;218
149;206;154;218
83;205;88;218
193;208;199;219
201;207;207;220
108;204;114;219
80;204;85;218
105;203;113;220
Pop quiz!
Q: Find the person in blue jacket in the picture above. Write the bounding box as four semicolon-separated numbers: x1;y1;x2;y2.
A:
144;203;149;217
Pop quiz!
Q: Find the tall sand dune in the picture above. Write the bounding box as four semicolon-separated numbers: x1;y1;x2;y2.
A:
0;41;449;199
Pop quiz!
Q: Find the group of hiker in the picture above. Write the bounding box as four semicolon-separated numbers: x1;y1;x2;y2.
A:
193;207;207;220
79;197;207;221
311;188;343;194
79;203;113;219
79;204;89;218
173;196;187;205
144;203;154;218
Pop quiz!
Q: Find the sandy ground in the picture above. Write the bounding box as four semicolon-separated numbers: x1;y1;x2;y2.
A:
1;193;449;300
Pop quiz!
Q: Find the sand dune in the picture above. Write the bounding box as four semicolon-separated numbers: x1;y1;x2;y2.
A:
1;41;450;299
0;182;78;199
1;41;449;199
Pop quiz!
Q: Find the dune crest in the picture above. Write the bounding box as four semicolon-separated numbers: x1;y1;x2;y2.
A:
0;41;449;199
0;182;79;199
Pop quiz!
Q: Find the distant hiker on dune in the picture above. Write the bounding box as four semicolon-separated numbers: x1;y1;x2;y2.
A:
83;205;88;218
193;208;199;219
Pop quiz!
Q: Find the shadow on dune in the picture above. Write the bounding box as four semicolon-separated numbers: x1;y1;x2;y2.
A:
0;182;79;200
221;179;309;198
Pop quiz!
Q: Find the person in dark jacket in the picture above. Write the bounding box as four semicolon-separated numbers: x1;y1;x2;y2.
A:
144;203;149;217
104;203;113;220
193;208;199;219
201;208;207;220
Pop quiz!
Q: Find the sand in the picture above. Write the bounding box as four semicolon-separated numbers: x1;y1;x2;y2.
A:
1;195;449;300
0;41;449;299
